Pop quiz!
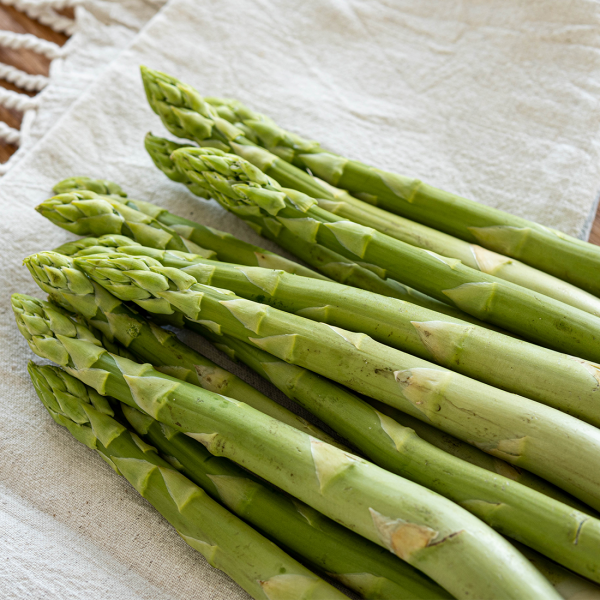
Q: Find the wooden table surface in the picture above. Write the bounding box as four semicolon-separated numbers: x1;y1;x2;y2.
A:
1;4;600;246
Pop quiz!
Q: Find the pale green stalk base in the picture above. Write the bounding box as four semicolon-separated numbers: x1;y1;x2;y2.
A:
516;543;600;600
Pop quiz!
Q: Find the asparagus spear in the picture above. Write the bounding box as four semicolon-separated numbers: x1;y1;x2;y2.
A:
55;169;477;324
205;95;600;297
37;191;218;256
122;406;450;600
170;146;600;363
27;362;346;600
70;251;600;510
24;251;340;447
61;238;600;428
173;324;600;581
13;294;560;600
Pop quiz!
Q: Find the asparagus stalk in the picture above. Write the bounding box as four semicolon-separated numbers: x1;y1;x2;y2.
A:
170;146;600;363
24;251;340;447
27;362;346;600
70;251;600;510
63;239;600;428
55;169;477;324
136;336;600;600
181;324;600;581
13;294;560;600
205;95;600;297
122;406;450;600
39;272;448;599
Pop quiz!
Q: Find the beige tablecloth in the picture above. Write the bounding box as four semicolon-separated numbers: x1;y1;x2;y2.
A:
3;1;600;597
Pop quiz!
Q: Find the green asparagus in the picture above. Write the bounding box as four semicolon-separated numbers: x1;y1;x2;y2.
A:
169;146;600;363
38;243;600;510
24;251;340;447
71;251;600;510
28;361;346;600
140;67;334;202
205;94;600;297
122;405;450;600
55;169;480;325
177;324;600;581
62;238;600;428
14;294;560;600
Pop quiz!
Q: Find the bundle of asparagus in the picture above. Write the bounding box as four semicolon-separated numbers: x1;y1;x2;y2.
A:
14;294;558;600
13;64;600;600
153;145;600;363
22;250;600;581
27;362;349;600
51;250;598;512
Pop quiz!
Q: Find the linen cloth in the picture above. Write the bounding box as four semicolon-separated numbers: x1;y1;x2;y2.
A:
12;0;164;173
2;0;600;598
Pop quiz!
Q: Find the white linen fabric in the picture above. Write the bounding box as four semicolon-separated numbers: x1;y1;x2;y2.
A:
2;0;600;598
9;0;165;173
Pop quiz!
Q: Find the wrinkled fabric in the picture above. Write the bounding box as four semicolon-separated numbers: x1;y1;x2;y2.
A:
2;0;600;598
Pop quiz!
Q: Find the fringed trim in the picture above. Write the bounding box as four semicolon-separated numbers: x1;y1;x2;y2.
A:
0;0;76;172
0;63;49;92
0;30;65;59
1;0;77;35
